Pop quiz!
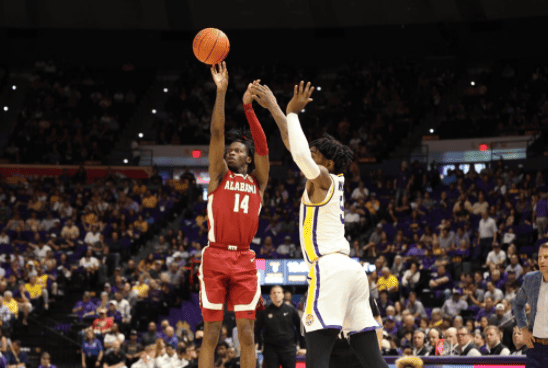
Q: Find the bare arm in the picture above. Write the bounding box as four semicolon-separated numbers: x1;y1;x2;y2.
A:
207;62;229;194
250;83;290;151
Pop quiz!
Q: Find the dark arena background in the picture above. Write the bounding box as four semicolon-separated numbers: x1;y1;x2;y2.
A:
1;0;548;367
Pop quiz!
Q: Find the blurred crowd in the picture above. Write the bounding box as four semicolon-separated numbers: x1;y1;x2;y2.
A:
439;61;548;139
1;61;155;164
152;58;455;161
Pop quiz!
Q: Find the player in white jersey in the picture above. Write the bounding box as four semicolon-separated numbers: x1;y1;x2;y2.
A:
251;81;389;368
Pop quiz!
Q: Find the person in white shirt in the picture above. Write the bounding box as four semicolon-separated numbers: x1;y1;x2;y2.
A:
505;254;523;277
0;230;9;244
344;204;361;239
485;282;504;305
485;325;510;355
170;343;197;368
510;326;528;356
350;181;369;201
455;327;482;356
131;345;155;368
79;249;100;288
110;292;131;328
156;344;177;368
40;213;60;232
478;211;498;259
104;323;125;349
84;224;101;246
29;240;52;260
485;244;506;268
276;236;297;258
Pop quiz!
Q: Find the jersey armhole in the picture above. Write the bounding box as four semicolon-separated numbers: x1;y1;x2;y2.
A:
302;176;335;207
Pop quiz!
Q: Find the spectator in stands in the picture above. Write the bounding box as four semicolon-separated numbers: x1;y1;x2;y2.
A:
485;244;506;268
134;215;148;234
85;224;101;247
441;289;468;318
153;236;169;256
103;340;127;368
396;315;416;344
123;330;142;367
163;326;179;350
412;330;431;356
104;323;125;349
106;301;121;324
533;190;548;239
5;340;27;368
90;308;114;336
141;191;157;210
174;343;197;368
429;265;453;297
24;275;45;310
490;303;512;328
406;292;426;319
429;309;443;329
130;345;154;368
110;292;131;331
60;219;80;240
2;291;17;325
485;282;504;305
484;325;510;355
505;254;523;277
131;275;149;300
510;326;528;356
141;322;160;347
0;297;12;331
476;296;496;322
40;213;59;233
454;327;481;356
79;250;100;289
478;211;498;259
37;352;56;368
438;228;455;251
377;267;399;300
442;327;458;355
427;329;441;354
73;292;97;320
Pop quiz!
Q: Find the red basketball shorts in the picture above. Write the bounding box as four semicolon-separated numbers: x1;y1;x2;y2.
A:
198;245;261;322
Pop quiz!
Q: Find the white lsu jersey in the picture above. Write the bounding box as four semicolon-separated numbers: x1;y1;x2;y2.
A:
299;173;350;269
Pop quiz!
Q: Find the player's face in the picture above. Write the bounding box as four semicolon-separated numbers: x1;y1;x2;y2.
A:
226;142;252;173
309;147;332;171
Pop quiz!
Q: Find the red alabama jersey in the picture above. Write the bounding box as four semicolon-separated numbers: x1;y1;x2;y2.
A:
207;170;262;247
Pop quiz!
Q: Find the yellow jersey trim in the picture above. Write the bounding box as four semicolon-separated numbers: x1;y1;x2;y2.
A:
301;176;335;207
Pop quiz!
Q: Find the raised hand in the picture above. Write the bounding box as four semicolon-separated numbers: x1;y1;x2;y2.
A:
210;61;229;92
286;81;314;115
243;79;260;105
250;83;278;110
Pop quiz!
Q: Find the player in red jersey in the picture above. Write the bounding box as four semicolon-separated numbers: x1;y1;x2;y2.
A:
198;61;270;368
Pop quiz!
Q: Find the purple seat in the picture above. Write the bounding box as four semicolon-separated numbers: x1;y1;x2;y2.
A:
382;223;396;239
0;244;12;254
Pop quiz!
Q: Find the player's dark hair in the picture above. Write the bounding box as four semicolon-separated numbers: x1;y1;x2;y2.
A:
309;133;354;174
226;128;255;174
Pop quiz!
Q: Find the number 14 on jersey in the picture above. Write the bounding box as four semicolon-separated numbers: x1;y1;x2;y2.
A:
233;193;249;214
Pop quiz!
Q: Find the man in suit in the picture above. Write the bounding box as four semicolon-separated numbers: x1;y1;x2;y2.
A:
512;243;548;367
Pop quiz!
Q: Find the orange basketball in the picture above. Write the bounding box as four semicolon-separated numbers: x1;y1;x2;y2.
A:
193;28;230;65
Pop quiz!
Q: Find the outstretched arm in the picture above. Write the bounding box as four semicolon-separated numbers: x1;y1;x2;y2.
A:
243;81;269;195
208;62;229;194
250;84;290;151
285;82;331;191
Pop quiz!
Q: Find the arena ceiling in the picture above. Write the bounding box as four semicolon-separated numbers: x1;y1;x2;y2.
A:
0;0;547;30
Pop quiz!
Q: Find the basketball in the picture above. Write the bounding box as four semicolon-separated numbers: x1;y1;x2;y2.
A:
193;28;230;65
